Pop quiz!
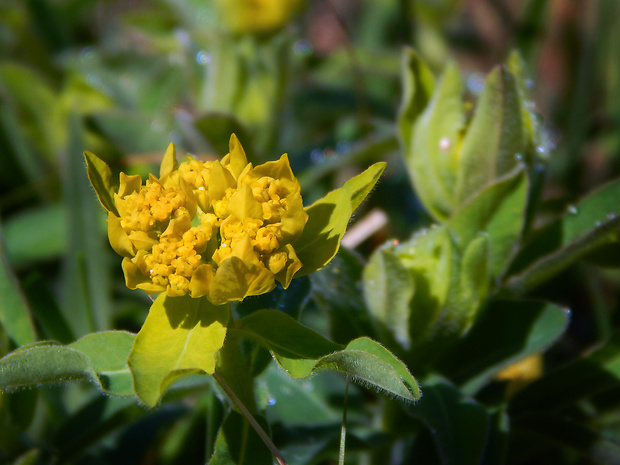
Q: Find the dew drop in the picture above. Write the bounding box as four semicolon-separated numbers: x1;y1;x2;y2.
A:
267;396;276;406
293;39;313;57
336;140;351;153
567;205;578;215
196;51;211;65
439;137;451;152
310;149;324;163
467;73;485;94
607;213;617;220
514;153;524;161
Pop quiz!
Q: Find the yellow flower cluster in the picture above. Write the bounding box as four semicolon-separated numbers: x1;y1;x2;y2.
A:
107;136;308;304
215;0;304;35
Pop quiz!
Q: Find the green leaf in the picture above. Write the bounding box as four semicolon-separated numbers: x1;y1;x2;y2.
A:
231;310;342;367
323;337;421;400
564;176;620;245
455;66;526;205
0;331;135;397
0;222;36;347
84;151;118;215
398;48;436;148
62;115;113;335
2;204;68;267
294;162;386;276
506;50;537;155
208;411;273;465
232;311;419;401
505;177;620;294
457;233;490;324
438;300;570;394
450;167;528;277
128;294;229;407
68;331;136;396
406;62;464;221
363;242;415;349
406;375;489;465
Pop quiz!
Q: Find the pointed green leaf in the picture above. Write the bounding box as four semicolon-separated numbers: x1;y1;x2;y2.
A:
294;162;386;276
398;48;436;149
0;331;135;396
84;151;118;215
506;50;537;155
128;294;229;407
232;311;419;401
505;177;620;294
326;337;420;400
455;66;526;205
406;61;464;221
450;167;528;277
438;300;570;394
0;223;36;347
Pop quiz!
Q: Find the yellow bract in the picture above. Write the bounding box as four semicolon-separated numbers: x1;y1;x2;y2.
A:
107;135;308;304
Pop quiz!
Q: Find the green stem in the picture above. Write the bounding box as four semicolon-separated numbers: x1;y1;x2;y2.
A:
339;381;350;465
213;372;288;465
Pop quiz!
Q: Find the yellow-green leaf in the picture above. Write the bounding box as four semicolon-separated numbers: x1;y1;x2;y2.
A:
398;47;436;154
128;294;229;407
407;61;464;221
294;162;386;276
455;66;525;206
84;151;118;215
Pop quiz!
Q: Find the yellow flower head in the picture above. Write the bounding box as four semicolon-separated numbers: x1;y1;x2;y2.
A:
104;135;307;305
85;135;385;306
215;0;304;35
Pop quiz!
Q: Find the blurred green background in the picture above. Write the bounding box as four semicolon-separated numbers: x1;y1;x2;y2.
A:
2;1;620;464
